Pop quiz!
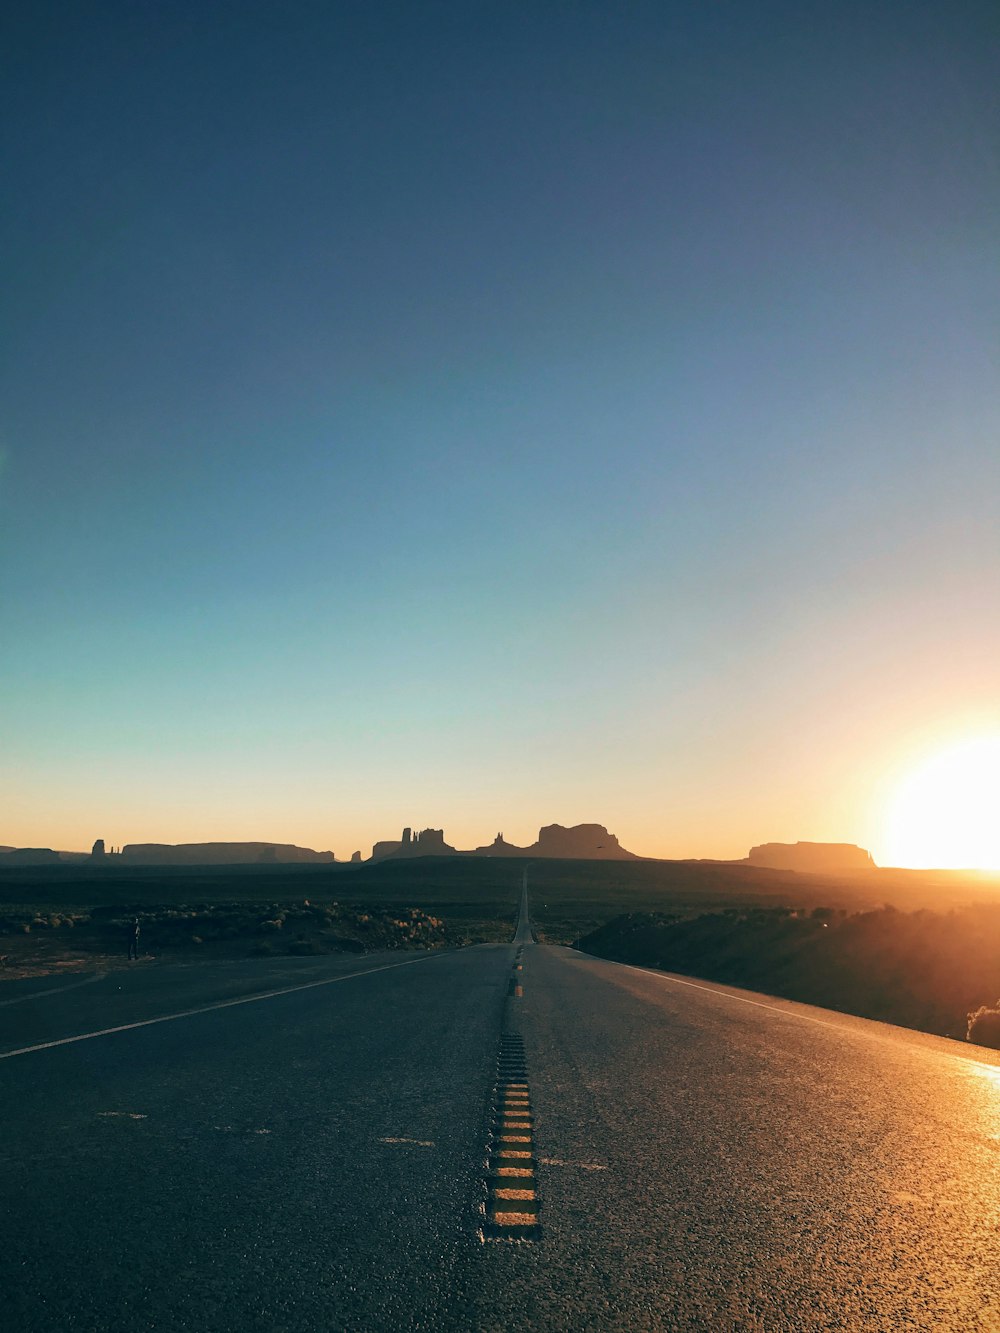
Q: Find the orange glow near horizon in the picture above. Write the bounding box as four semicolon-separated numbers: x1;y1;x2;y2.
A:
882;735;1000;870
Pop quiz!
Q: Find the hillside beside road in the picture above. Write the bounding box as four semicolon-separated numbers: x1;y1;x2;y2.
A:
577;903;1000;1043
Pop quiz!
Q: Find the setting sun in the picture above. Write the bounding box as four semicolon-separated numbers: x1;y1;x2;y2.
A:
882;736;1000;870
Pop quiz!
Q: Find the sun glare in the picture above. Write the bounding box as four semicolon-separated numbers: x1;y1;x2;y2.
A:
882;735;1000;869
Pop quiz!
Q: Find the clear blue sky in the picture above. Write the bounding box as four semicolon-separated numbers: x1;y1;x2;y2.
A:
2;2;998;862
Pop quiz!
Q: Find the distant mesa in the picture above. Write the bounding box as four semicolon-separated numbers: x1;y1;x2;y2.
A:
473;823;637;860
1;842;334;867
405;828;453;856
746;841;875;873
369;822;636;862
119;842;335;865
370;827;456;861
531;823;636;860
350;851;362;863
0;847;63;865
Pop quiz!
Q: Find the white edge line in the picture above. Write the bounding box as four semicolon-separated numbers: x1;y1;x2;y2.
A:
0;971;106;1007
0;953;441;1061
578;952;1000;1075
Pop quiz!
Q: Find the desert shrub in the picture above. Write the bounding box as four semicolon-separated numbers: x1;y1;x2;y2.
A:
288;937;326;956
250;940;274;956
967;1004;1000;1048
324;935;365;953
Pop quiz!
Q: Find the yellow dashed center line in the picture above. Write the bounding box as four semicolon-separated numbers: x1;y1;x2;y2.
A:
482;1029;541;1241
491;1211;538;1226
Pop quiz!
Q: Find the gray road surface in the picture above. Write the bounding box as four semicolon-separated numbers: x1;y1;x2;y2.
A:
3;927;1000;1330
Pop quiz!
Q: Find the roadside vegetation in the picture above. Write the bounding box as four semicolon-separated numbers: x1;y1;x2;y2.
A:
0;899;507;976
576;904;1000;1046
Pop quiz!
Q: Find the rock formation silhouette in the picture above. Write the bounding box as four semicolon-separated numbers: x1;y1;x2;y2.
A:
0;847;62;865
472;832;524;857
746;842;875;873
411;828;451;855
371;838;404;861
119;842;335;865
369;828;457;861
472;824;637;859
369;822;636;861
530;823;635;859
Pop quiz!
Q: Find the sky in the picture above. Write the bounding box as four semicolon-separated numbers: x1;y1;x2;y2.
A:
2;1;998;865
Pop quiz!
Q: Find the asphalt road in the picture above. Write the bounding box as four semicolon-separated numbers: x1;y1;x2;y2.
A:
3;911;1000;1330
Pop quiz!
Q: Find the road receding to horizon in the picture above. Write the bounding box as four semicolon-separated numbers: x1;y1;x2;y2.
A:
3;888;1000;1331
